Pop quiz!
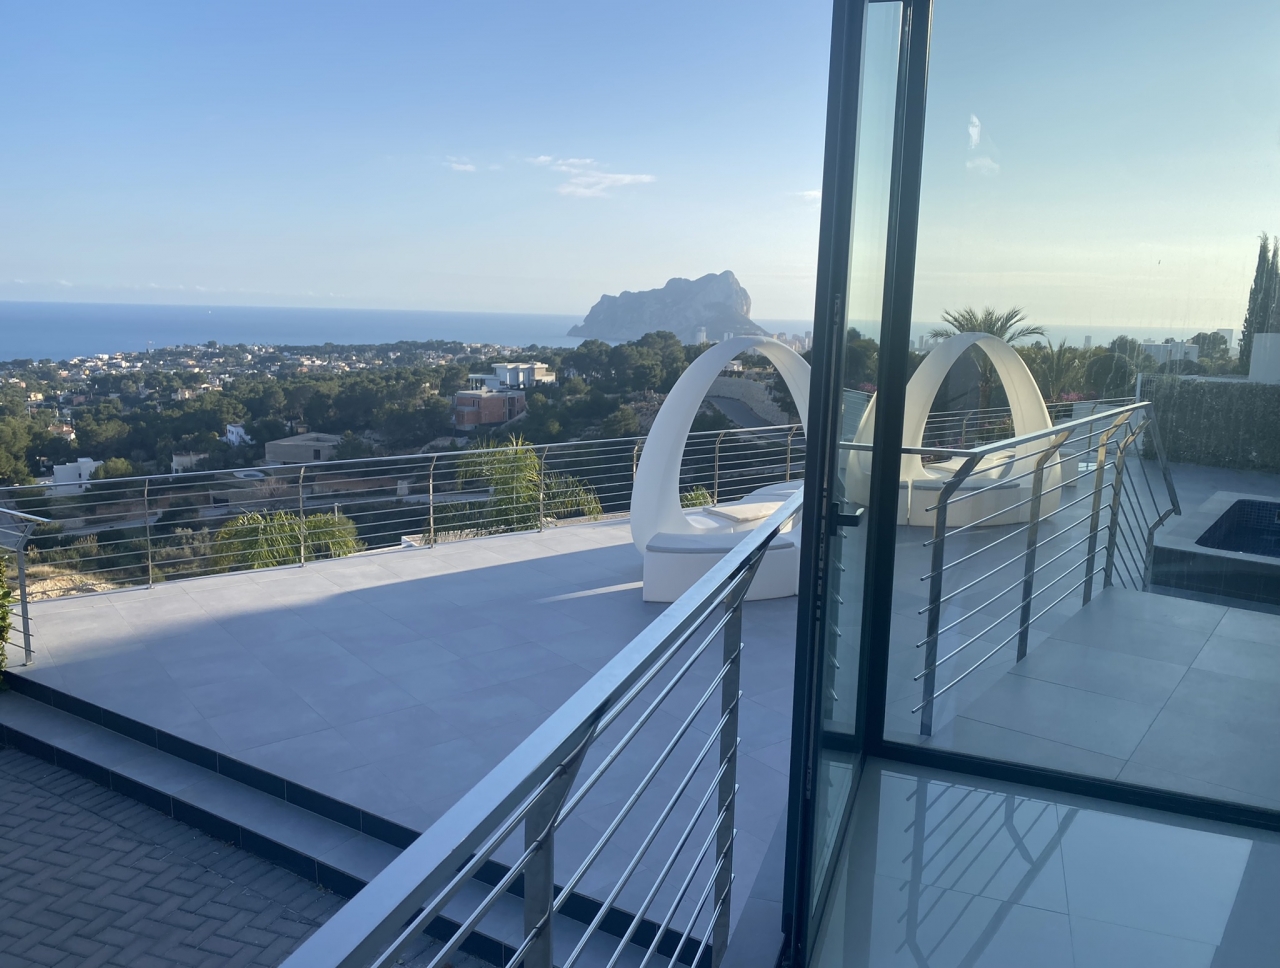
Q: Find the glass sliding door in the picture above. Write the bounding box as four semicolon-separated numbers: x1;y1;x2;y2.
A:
877;0;1280;822
786;0;933;961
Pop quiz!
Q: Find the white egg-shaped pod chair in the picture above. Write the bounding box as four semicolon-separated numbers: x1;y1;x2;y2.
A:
631;336;810;602
846;332;1058;529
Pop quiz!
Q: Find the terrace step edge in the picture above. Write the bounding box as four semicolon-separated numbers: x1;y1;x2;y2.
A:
0;670;707;966
0;668;421;850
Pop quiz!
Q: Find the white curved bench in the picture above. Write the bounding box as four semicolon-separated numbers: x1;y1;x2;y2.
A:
643;529;800;603
848;333;1059;528
630;338;810;602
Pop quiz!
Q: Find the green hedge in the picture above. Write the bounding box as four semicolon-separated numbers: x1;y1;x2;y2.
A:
1145;377;1280;470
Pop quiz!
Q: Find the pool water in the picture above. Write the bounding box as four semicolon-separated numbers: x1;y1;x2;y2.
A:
1197;499;1280;559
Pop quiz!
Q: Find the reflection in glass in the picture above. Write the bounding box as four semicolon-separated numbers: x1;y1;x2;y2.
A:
873;0;1280;817
811;760;1277;967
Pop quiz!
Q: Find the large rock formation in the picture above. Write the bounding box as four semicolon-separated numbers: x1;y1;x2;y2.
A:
569;271;765;343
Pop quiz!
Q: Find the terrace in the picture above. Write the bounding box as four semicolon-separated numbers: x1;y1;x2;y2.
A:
2;401;1278;966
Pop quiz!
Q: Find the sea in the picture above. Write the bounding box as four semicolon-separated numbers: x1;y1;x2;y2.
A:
0;301;589;363
0;300;1218;364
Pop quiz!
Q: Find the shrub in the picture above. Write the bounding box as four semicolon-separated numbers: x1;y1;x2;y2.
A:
214;510;363;569
681;486;714;508
1144;377;1280;471
443;435;602;537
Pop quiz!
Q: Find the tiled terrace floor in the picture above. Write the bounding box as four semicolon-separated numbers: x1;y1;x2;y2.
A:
0;747;341;968
812;759;1280;967
13;520;797;928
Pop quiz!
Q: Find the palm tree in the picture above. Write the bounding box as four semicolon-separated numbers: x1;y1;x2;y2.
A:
930;306;1047;408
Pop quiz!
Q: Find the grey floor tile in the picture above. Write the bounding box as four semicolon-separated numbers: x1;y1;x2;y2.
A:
1192;632;1280;686
928;716;1127;779
240;727;372;784
1054;610;1212;665
204;696;333;752
957;674;1162;760
1214;608;1280;647
1128;668;1280;803
1010;638;1189;705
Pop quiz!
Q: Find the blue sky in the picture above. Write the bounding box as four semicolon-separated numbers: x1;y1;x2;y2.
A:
2;0;1278;337
0;1;831;319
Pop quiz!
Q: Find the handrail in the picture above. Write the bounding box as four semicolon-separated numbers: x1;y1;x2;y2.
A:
911;401;1181;736
0;507;50;667
280;487;805;968
0;423;805;604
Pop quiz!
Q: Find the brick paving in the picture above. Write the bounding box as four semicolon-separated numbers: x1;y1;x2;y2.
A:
0;747;344;968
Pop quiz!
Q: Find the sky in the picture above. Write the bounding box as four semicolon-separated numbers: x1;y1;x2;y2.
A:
1;0;1278;338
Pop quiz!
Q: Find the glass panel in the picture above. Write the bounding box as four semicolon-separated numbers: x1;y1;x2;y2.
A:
811;759;1277;967
807;0;904;947
880;0;1280;816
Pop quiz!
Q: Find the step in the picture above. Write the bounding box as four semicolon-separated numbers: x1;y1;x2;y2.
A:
0;674;708;966
0;691;399;897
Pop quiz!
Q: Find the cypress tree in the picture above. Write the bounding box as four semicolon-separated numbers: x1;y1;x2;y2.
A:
1240;233;1271;372
1266;238;1280;338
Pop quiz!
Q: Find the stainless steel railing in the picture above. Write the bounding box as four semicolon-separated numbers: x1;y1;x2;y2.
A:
906;401;1179;736
0;507;48;668
279;489;804;968
0;424;804;605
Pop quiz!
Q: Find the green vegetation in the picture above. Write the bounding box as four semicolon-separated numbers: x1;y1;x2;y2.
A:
680;486;714;508
1144;377;1280;471
440;435;602;537
931;307;1047;409
1240;234;1280;372
214;510;364;569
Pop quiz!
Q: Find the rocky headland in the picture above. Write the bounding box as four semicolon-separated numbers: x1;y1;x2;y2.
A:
569;271;765;343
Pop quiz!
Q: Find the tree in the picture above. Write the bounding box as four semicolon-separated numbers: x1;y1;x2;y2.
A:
930;307;1047;408
91;457;136;480
1025;340;1084;402
1241;234;1275;372
600;406;640;439
1189;331;1229;362
1084;353;1135;398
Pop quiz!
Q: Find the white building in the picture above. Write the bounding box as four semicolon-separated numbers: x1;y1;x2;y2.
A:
51;457;102;493
1140;340;1200;365
468;362;555;391
223;423;254;447
171;452;209;474
1216;328;1236;357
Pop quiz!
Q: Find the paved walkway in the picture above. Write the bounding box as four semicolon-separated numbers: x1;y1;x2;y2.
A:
0;747;343;968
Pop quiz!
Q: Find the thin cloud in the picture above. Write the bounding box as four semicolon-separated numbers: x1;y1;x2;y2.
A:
446;155;476;172
796;189;821;202
530;156;654;197
968;114;982;149
966;156;1000;175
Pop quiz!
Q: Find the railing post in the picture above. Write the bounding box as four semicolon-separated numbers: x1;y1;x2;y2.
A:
538;445;546;532
1017;432;1071;661
297;467;307;566
17;524;34;666
1103;425;1142;589
713;431;725;505
428;456;437;547
143;478;154;588
713;585;747;967
1082;415;1129;605
522;746;588;968
785;426;797;482
920;456;980;738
